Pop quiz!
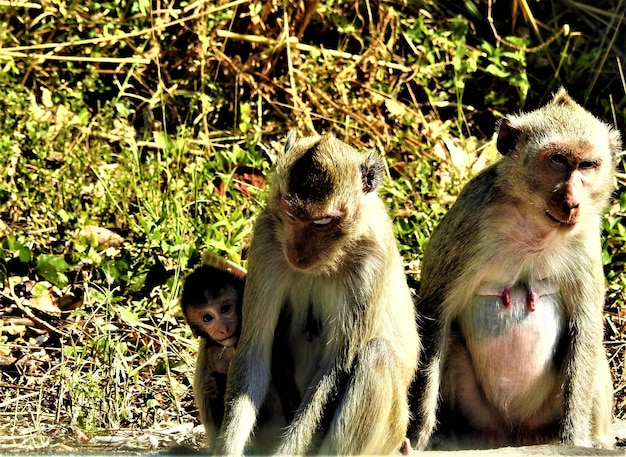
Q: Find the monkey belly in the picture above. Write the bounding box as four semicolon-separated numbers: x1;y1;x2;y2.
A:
457;285;566;427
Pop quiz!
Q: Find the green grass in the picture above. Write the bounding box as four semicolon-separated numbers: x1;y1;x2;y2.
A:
0;0;624;451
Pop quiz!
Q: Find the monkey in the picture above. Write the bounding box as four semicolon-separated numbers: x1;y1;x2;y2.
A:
180;255;300;452
215;131;420;455
181;262;244;447
409;88;621;450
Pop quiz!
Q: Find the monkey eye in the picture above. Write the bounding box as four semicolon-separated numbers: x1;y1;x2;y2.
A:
220;303;232;314
312;217;333;226
549;153;568;168
579;160;598;170
202;313;214;323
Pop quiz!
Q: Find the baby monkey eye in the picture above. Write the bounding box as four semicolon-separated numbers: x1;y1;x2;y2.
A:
202;313;214;323
220;303;232;314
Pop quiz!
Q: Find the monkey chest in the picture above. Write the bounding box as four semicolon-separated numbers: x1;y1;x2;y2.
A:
459;283;566;394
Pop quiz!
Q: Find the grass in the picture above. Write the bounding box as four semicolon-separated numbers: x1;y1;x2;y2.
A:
0;0;624;452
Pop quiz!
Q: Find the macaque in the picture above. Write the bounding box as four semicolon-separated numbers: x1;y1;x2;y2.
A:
216;131;420;455
410;88;621;450
181;255;299;451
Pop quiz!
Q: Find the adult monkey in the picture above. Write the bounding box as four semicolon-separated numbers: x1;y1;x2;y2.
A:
410;88;621;450
217;131;420;455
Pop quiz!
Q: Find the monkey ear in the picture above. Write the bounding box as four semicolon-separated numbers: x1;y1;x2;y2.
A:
361;151;383;193
284;130;297;154
608;130;622;166
496;118;522;156
551;86;576;107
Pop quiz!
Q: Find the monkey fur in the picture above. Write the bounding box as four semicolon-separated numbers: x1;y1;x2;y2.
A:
216;131;420;455
410;88;621;450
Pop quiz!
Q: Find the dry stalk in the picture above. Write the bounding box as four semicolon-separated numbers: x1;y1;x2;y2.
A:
486;0;578;53
283;8;315;133
0;51;150;64
0;0;249;61
215;30;413;73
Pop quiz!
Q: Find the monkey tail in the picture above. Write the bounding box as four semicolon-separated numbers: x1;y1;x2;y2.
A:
201;251;247;279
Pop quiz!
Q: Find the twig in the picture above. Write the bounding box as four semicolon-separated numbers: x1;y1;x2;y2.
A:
0;391;40;408
0;0;249;53
0;0;40;7
486;0;576;53
0;51;150;64
215;29;412;73
3;279;69;338
282;9;315;133
586;5;624;100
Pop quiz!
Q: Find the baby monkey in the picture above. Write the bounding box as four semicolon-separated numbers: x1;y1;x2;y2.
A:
181;261;244;427
181;255;299;451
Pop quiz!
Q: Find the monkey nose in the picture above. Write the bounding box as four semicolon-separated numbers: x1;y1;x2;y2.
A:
563;198;579;212
562;201;580;223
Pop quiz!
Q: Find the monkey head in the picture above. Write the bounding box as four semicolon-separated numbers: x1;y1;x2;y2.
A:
495;87;621;231
268;131;383;272
181;264;244;346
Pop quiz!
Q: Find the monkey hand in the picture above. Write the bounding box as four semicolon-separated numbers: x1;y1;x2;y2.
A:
205;371;227;398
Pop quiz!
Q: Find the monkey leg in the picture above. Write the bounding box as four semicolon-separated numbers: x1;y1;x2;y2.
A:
318;338;409;455
592;352;615;448
193;340;220;450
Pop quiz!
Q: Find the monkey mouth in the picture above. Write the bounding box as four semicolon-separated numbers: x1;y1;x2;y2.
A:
545;211;576;227
286;251;318;271
216;335;237;347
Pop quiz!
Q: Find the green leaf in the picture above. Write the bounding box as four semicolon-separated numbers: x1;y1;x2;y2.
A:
18;245;31;263
36;254;72;287
118;306;140;327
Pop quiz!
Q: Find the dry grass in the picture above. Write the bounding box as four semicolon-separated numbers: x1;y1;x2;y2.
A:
0;0;624;452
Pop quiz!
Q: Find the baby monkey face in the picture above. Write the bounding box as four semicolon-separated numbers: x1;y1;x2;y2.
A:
188;284;240;347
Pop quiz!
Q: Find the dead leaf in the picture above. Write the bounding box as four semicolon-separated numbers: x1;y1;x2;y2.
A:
233;165;266;198
28;287;61;316
384;98;407;119
77;225;124;248
0;355;17;366
58;291;84;312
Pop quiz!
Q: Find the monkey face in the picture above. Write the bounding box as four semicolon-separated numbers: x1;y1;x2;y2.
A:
496;88;620;231
186;284;240;347
535;143;604;227
270;133;384;273
278;201;347;271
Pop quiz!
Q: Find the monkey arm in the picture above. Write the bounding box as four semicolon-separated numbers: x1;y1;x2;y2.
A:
217;350;270;455
409;187;483;449
205;371;227;398
275;363;347;455
409;292;448;450
216;227;286;455
193;338;219;449
559;254;608;447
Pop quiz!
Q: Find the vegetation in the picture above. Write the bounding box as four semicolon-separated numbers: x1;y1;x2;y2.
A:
0;0;624;451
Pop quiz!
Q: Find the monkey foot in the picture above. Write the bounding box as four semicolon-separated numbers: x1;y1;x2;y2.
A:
399;437;411;456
